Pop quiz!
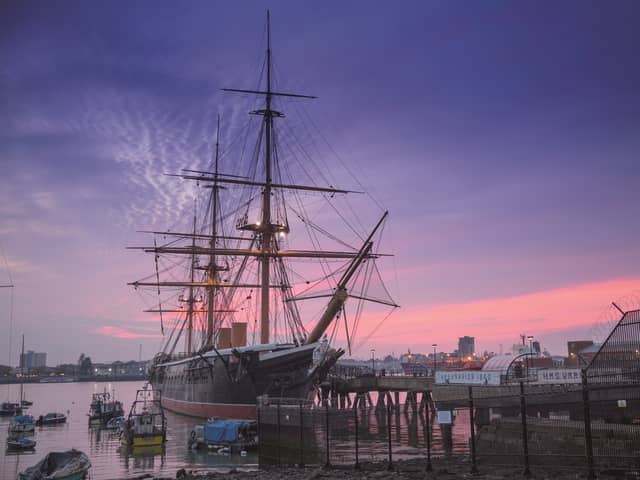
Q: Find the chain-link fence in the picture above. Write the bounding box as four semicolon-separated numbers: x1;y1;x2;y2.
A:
258;379;640;477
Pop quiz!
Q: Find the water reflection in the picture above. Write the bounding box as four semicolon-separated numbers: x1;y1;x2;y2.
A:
0;382;258;480
120;444;166;471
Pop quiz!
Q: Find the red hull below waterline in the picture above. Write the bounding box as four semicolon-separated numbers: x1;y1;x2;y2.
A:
161;396;256;420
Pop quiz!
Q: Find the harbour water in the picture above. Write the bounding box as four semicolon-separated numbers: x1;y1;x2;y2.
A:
0;381;257;479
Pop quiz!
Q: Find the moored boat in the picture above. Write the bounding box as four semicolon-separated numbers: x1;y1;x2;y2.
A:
7;435;36;451
36;412;67;426
189;418;257;452
120;388;166;448
88;390;124;426
105;415;126;430
9;415;35;434
18;449;91;480
0;402;22;416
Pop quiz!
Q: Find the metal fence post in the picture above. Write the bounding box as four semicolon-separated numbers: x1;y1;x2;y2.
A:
425;390;432;472
387;400;393;470
582;370;595;480
299;401;304;467
325;402;331;467
354;401;359;469
277;402;281;466
519;381;531;476
468;386;479;475
257;402;262;466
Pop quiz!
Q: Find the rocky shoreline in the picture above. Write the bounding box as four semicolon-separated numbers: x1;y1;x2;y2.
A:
127;460;633;480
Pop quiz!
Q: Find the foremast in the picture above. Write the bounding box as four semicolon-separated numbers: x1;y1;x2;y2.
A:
207;116;222;347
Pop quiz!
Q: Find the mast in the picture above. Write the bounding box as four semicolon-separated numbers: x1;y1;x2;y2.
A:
260;10;274;344
19;333;24;403
186;214;197;354
305;212;389;345
206;115;221;347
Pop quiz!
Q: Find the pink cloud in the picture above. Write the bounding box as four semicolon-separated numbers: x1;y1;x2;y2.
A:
348;277;640;355
94;325;162;339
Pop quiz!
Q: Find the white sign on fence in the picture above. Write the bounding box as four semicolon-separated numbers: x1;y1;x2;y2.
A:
435;370;501;385
534;369;581;384
437;410;453;424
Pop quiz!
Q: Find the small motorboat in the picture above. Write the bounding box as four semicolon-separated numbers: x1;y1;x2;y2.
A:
21;400;33;407
9;415;36;434
7;435;36;451
36;412;67;426
189;418;257;452
0;402;23;416
120;389;166;448
88;389;124;426
105;415;125;430
19;449;91;480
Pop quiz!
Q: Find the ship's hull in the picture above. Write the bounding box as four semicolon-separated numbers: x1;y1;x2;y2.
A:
150;342;338;419
122;433;165;448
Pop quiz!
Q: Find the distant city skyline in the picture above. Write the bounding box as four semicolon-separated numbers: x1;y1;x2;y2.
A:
1;2;640;364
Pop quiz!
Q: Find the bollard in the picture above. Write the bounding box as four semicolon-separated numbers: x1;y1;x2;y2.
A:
425;390;432;472
468;386;478;475
519;382;531;476
582;370;595;480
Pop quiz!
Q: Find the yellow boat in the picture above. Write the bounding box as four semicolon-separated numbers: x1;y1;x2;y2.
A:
121;388;166;448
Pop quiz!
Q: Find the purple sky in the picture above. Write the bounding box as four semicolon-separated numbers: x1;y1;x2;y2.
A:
1;1;640;365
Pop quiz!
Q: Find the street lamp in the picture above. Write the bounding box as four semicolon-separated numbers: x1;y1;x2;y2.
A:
432;344;437;377
371;349;375;375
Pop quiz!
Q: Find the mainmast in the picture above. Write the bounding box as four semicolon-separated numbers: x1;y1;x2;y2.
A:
222;12;319;345
260;11;274;344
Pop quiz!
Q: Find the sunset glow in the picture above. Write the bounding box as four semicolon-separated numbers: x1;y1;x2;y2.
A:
1;2;639;364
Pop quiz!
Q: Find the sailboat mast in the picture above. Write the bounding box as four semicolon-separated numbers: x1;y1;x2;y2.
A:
20;333;24;403
260;10;273;344
206;116;221;347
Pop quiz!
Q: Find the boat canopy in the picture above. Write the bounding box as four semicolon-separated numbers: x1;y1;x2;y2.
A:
204;419;250;443
19;449;90;480
14;415;34;423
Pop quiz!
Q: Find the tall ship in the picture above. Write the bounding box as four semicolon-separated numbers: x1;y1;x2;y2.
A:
130;13;398;419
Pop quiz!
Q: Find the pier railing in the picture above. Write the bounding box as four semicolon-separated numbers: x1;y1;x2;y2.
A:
257;378;640;477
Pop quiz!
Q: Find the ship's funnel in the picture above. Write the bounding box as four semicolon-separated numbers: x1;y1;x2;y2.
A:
231;322;247;347
217;328;232;349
